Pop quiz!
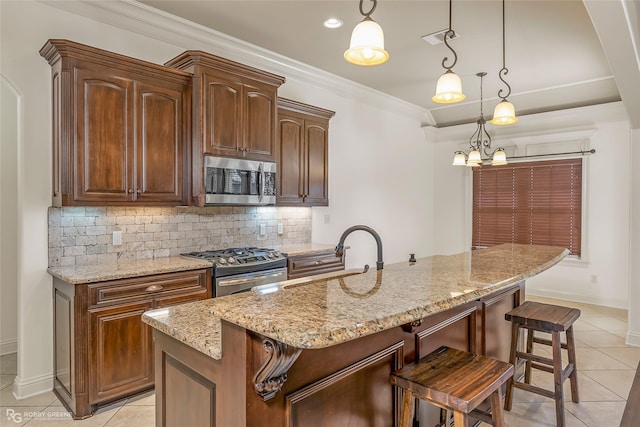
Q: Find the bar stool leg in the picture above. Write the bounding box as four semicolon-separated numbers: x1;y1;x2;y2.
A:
566;325;580;403
453;410;469;427
504;321;520;411
490;389;506;427
552;331;566;427
399;389;415;427
525;328;534;384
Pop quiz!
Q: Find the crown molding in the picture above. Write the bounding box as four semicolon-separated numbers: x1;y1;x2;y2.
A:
40;0;434;125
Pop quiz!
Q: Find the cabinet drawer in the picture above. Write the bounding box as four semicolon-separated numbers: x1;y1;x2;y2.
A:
287;251;345;279
89;270;209;307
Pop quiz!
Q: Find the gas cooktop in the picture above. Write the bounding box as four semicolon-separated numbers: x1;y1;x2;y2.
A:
181;247;285;268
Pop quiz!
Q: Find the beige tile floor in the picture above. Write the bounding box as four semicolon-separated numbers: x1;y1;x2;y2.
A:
0;295;637;426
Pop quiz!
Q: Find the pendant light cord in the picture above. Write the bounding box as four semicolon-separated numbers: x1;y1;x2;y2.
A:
497;0;512;100
442;0;458;70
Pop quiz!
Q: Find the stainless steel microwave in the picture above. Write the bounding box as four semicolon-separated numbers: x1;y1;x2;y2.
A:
204;156;276;205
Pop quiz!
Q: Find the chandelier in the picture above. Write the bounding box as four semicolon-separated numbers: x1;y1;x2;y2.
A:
452;72;507;167
344;0;389;66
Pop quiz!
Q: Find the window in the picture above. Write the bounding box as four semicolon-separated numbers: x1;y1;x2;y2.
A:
472;158;582;256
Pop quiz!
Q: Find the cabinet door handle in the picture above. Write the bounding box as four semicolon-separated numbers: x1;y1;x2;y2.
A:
314;260;324;265
136;189;142;194
145;284;163;292
128;189;134;194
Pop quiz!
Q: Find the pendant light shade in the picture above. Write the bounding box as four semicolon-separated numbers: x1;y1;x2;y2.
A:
344;0;389;66
432;70;466;103
344;17;389;66
467;150;483;166
491;100;518;125
491;148;508;165
452;151;467;165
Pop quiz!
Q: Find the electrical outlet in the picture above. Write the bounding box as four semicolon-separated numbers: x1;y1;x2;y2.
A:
277;223;284;234
112;230;123;246
259;223;266;235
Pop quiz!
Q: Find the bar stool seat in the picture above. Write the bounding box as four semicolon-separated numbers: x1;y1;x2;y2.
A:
390;346;514;427
504;301;581;427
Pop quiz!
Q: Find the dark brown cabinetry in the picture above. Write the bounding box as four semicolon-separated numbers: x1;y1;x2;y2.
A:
165;51;285;206
152;282;524;427
53;268;211;419
277;99;335;206
40;39;191;206
287;249;345;279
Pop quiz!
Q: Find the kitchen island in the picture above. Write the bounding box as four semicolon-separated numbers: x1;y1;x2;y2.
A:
142;244;567;427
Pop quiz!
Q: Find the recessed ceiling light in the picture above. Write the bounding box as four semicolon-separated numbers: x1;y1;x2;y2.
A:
324;18;343;29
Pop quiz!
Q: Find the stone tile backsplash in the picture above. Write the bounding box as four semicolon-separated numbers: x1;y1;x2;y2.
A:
48;206;312;267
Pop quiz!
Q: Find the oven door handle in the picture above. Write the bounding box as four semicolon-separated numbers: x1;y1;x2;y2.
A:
218;271;285;287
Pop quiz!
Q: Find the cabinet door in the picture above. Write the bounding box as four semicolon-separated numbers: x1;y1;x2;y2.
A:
244;83;277;161
277;113;305;205
202;73;242;156
135;80;187;204
89;300;154;404
74;67;134;203
304;119;329;206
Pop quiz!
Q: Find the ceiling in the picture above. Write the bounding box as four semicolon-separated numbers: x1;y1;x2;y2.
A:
139;0;635;127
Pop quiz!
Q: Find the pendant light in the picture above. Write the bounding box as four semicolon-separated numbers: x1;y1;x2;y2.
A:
490;0;518;125
344;0;389;66
432;0;465;104
452;72;507;166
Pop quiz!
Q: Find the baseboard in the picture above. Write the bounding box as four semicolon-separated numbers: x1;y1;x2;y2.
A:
0;339;17;355
526;288;627;309
626;331;640;348
12;373;54;400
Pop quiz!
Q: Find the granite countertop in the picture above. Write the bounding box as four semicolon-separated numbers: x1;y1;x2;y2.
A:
47;256;212;284
142;244;568;360
47;243;334;284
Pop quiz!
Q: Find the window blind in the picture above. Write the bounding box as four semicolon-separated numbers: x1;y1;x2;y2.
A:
472;158;582;256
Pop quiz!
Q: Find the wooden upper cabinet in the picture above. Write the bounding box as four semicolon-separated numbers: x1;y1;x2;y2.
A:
40;39;191;206
136;80;187;203
277;99;334;206
165;51;285;206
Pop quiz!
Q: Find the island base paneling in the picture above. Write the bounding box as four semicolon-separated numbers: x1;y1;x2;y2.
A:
151;282;525;427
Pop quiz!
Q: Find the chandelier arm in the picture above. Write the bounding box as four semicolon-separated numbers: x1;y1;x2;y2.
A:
359;0;377;18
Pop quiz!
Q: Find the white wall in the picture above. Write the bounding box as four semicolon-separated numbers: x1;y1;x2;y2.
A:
0;0;432;397
431;103;632;309
0;77;19;355
629;128;640;346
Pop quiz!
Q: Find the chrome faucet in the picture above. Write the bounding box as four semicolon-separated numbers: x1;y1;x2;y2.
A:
335;225;384;271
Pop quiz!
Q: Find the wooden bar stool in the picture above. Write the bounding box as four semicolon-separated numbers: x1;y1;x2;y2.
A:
390;346;514;427
504;301;581;427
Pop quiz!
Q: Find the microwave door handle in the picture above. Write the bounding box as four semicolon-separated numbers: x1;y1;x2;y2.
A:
258;162;264;202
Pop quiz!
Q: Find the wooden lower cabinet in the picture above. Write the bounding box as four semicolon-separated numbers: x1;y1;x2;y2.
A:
89;301;154;403
152;282;524;427
287;250;345;279
53;268;211;419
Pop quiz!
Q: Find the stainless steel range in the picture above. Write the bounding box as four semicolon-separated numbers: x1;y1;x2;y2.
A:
181;247;287;297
